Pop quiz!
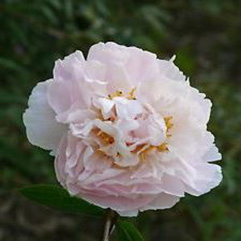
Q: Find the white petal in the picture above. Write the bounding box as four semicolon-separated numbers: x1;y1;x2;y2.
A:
23;80;67;154
203;145;222;162
140;193;180;211
94;98;115;119
158;58;186;81
84;60;107;83
53;50;85;80
185;163;222;196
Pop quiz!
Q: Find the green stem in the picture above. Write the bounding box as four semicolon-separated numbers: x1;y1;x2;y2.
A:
101;209;118;241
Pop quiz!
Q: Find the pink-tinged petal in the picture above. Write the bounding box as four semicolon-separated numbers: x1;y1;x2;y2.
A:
80;193;154;214
105;61;132;93
184;163;222;196
159;174;185;197
50;51;105;117
47;79;72;114
158;57;186;82
56;104;98;124
23;80;67;154
125;46;159;83
84;60;107;83
54;134;68;186
114;155;140;167
53;50;85;81
47;77;92;116
88;42;160;88
93;98;115;119
203;145;222;162
140;193;180;211
87;42;130;64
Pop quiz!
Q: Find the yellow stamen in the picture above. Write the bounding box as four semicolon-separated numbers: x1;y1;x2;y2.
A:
164;116;173;138
164;116;173;130
127;87;137;100
108;90;123;99
97;149;105;155
108;87;137;100
156;142;168;152
97;130;114;144
134;142;169;162
140;146;156;161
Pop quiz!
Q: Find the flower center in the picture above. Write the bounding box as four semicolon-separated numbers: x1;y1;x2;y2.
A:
108;88;137;100
90;89;174;167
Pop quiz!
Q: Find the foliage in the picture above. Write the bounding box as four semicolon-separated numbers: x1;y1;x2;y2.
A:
117;220;145;241
20;185;104;217
20;184;145;240
1;0;241;240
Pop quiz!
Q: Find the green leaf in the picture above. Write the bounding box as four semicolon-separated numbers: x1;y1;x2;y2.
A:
19;184;104;217
117;220;145;241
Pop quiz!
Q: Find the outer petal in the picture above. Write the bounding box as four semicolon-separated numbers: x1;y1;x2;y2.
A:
53;50;85;81
49;51;107;117
23;80;67;154
81;193;155;216
140;193;180;211
87;42;160;86
184;163;222;196
203;145;222;162
158;57;186;82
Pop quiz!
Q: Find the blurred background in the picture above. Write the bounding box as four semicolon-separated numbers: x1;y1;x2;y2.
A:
1;0;241;240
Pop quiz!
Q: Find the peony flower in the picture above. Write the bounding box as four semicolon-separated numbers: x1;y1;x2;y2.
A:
23;42;222;216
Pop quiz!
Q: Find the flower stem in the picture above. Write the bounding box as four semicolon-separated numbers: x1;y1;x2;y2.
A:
101;209;118;241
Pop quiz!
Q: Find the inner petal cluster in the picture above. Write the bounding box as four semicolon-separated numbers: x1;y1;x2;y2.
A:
71;89;173;168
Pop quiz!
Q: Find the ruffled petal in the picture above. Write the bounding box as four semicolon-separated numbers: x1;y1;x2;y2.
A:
184;163;222;196
140;193;180;211
158;57;186;82
23;80;67;154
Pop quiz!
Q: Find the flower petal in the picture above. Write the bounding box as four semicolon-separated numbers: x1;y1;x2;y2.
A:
23;80;67;154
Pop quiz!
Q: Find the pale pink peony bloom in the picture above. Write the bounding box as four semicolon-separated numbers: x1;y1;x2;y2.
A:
23;42;222;216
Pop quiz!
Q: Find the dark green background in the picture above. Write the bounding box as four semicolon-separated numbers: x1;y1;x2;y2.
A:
1;0;241;240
